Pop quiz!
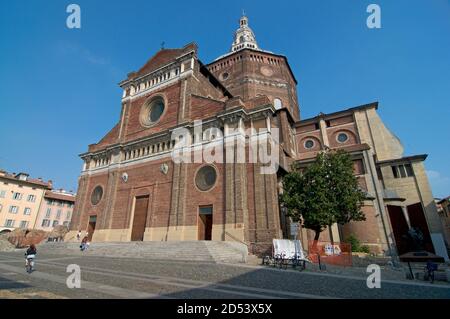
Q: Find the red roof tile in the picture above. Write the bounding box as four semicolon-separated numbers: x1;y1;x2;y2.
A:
44;190;75;202
0;173;51;188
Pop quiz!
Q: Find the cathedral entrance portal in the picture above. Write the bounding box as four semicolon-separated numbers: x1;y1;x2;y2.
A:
198;206;213;240
131;195;149;241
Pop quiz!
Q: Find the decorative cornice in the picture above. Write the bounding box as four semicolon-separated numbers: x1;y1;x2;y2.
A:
376;154;428;166
295;102;379;127
119;50;196;87
80;104;276;161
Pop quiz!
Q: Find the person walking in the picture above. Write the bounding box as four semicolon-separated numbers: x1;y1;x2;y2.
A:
77;230;81;241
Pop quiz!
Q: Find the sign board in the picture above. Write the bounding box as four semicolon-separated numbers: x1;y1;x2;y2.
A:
308;241;352;266
290;223;299;236
324;243;342;256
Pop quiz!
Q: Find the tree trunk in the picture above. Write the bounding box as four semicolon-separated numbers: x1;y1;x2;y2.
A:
312;230;321;252
314;231;321;241
328;225;334;245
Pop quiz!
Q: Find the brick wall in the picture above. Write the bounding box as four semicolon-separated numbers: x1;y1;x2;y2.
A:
207;49;300;121
123;84;182;142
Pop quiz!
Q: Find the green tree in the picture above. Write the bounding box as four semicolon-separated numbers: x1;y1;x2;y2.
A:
280;149;366;242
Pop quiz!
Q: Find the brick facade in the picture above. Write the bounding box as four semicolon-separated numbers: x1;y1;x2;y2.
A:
69;15;444;256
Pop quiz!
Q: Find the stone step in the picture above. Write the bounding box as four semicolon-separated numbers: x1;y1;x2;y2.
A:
37;240;248;263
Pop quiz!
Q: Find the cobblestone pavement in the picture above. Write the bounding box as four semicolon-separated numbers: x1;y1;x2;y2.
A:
0;250;449;299
247;255;450;283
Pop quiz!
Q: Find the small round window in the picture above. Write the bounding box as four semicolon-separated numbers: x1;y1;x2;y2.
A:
91;186;103;205
337;133;349;143
221;72;229;81
195;166;217;191
140;96;165;127
304;139;315;149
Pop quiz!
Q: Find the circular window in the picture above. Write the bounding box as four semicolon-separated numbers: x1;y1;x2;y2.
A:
337;133;349;143
140;96;165;127
260;66;274;77
221;72;229;80
91;186;103;205
304;139;315;149
195;166;217;191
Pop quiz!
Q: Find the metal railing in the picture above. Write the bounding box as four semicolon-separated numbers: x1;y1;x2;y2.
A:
224;231;249;247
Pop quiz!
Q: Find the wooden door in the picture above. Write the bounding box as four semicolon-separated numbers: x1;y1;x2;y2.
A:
387;205;410;255
198;214;206;240
204;214;212;240
407;203;435;253
87;215;96;241
198;206;213;240
198;214;213;240
131;196;149;241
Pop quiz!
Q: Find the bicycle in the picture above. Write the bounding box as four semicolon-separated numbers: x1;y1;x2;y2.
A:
274;253;288;270
262;255;271;266
424;262;437;283
291;253;306;270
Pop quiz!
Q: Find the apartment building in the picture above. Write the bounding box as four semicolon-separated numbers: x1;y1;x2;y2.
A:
0;170;52;232
35;190;75;231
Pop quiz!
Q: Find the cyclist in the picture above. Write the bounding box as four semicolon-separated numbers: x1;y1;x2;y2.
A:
80;236;89;251
25;244;37;273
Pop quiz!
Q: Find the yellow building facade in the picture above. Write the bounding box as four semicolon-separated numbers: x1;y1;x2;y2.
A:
0;170;52;233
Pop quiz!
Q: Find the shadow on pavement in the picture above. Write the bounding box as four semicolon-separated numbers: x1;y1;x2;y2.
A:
0;275;31;290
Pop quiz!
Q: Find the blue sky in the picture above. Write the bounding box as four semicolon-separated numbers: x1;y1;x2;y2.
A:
0;0;449;197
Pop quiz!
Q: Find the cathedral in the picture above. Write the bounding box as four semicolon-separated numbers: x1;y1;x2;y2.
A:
69;15;445;256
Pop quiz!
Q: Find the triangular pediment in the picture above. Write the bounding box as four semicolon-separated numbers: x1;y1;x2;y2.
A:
132;43;197;78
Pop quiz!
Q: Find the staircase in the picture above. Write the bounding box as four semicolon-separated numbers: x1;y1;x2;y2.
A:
38;241;248;263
